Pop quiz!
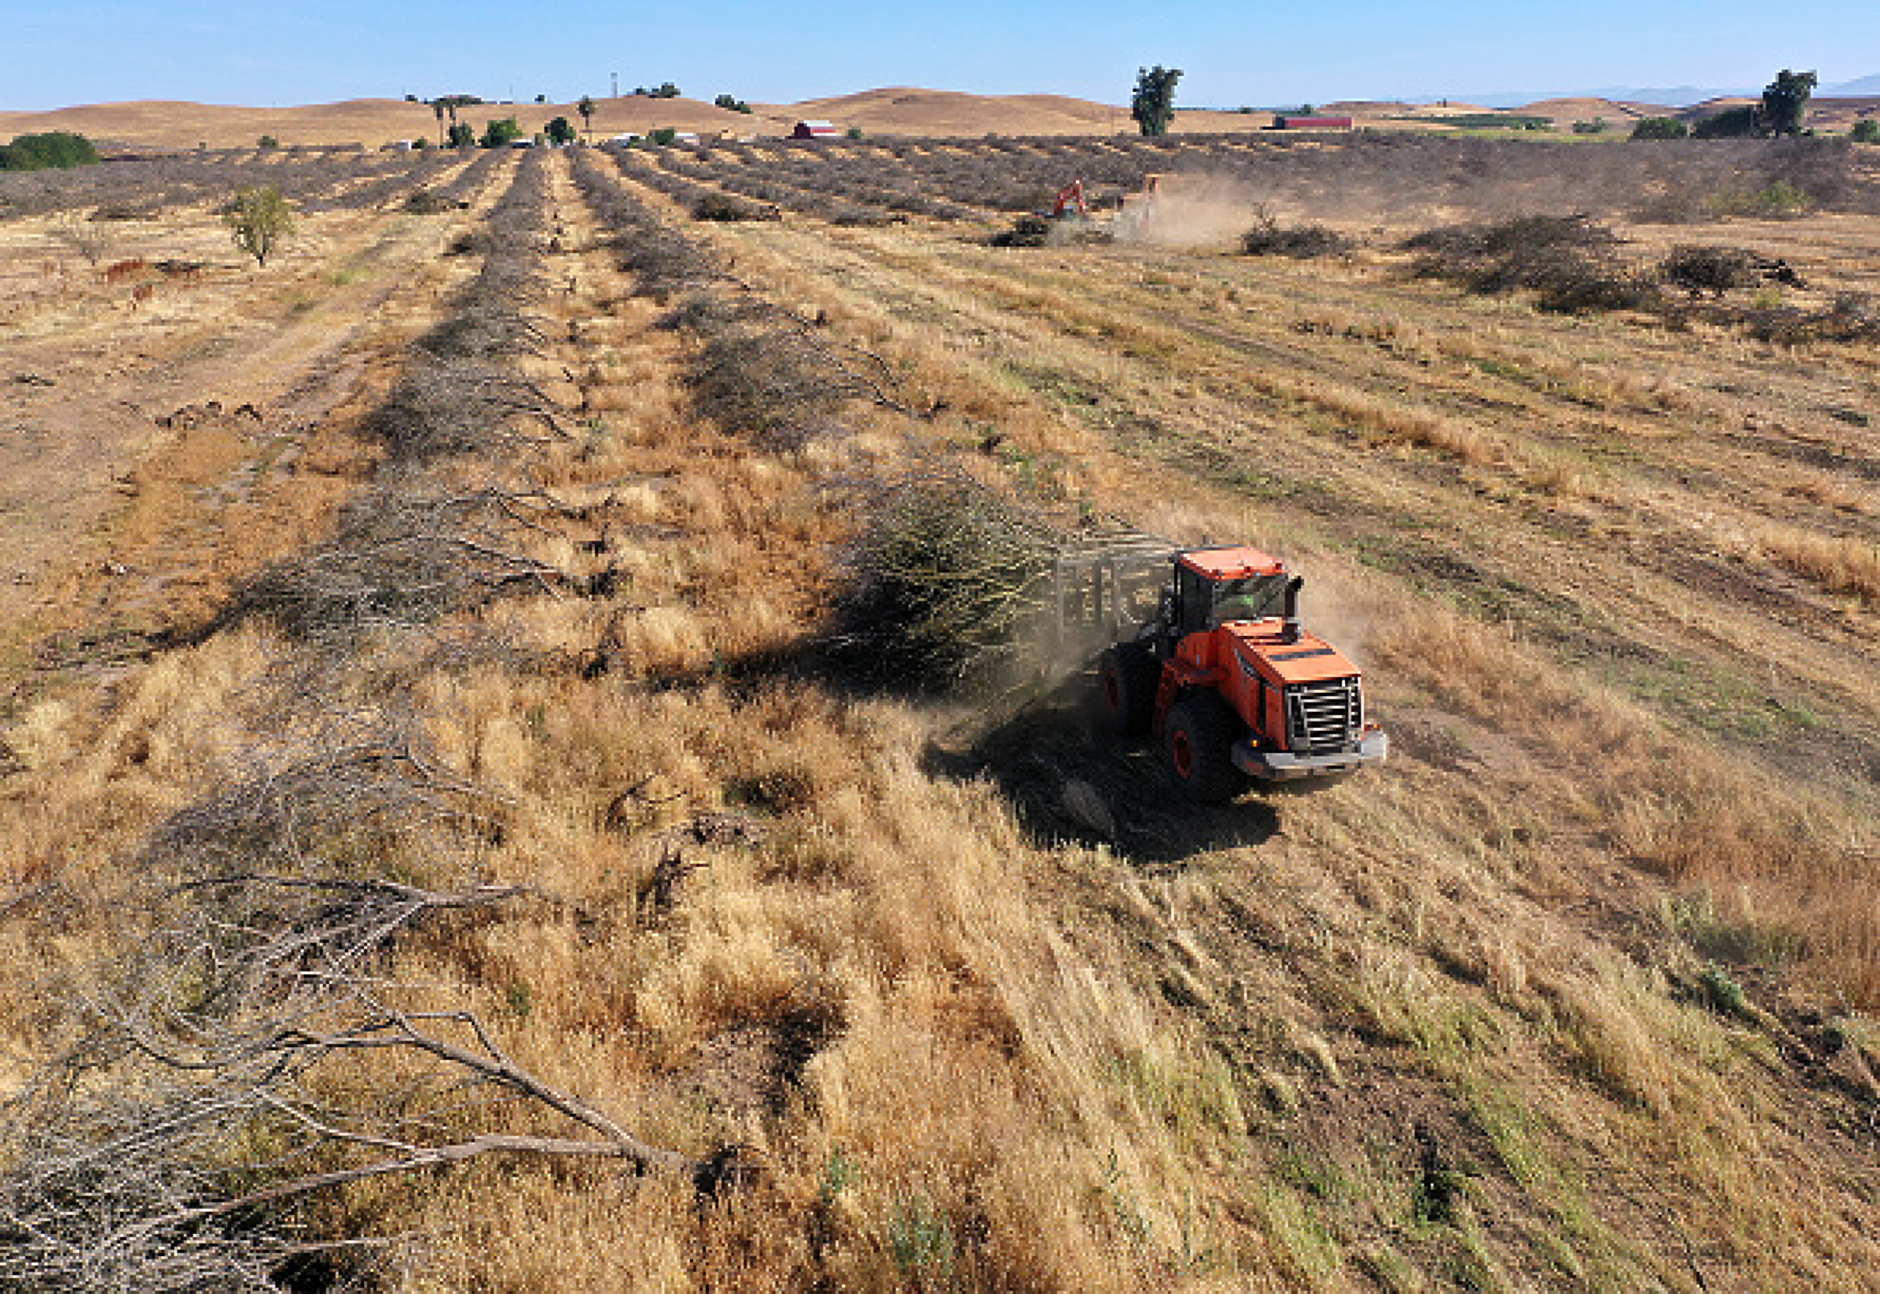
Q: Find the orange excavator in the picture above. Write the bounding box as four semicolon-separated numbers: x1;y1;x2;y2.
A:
1054;541;1386;801
1051;179;1090;219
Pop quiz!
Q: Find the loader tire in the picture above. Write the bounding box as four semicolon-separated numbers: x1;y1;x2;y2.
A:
1164;694;1250;804
1097;643;1159;737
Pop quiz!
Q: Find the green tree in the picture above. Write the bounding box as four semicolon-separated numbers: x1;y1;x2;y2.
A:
0;131;100;171
577;94;596;141
480;117;523;148
432;94;482;144
1630;116;1689;140
223;186;293;268
446;122;476;148
1692;104;1762;139
545;116;576;146
257;134;280;149
714;93;752;113
1853;118;1880;144
1131;65;1182;137
1760;69;1816;137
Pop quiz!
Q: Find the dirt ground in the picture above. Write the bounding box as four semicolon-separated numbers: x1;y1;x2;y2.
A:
0;159;509;664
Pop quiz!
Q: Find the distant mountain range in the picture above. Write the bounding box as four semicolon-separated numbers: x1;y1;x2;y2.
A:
1455;73;1880;109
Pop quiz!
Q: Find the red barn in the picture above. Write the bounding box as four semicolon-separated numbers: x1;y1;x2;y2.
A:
1273;115;1354;130
791;120;840;140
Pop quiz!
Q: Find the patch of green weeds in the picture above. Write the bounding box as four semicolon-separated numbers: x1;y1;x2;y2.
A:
818;1146;857;1204
1110;1040;1246;1141
1279;1148;1353;1202
1462;1078;1649;1285
1604;653;1826;747
1468;356;1533;383
504;981;533;1019
1693;963;1749;1018
886;1195;955;1278
1259;1179;1346;1284
1659;890;1807;968
1707;181;1811;218
1002;361;1104;409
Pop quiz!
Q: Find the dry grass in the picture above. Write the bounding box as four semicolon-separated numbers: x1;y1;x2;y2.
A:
1759;524;1880;601
4;144;1880;1293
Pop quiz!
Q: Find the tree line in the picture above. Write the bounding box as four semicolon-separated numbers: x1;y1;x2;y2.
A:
1130;67;1875;143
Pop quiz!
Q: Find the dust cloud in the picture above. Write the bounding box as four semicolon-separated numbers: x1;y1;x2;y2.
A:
1290;567;1376;670
1112;173;1266;250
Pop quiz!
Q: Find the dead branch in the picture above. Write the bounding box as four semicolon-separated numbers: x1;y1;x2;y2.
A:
365;360;571;462
0;867;693;1293
225;485;576;646
141;713;510;880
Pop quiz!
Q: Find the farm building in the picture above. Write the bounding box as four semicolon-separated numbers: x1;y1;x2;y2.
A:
791;120;840;140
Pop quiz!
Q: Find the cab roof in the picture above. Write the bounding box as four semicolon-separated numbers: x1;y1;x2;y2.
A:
1178;546;1286;580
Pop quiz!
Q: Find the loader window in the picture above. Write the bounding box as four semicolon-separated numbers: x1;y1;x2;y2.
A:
1210;574;1289;626
1177;568;1214;637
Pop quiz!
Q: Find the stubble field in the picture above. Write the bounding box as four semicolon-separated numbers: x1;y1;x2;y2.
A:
1;132;1877;1292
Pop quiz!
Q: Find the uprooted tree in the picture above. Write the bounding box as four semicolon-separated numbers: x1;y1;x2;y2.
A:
828;469;1068;693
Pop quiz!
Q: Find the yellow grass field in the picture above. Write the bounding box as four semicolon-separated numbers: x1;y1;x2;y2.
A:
6;89;1875;151
1;124;1877;1291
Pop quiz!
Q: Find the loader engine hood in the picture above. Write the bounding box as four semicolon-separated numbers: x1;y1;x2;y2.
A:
1223;622;1360;686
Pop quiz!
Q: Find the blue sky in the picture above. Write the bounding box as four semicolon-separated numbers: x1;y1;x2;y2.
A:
4;0;1875;111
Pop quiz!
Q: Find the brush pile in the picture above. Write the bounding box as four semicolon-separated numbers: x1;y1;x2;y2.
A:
829;469;1069;694
1240;212;1353;258
1405;213;1658;313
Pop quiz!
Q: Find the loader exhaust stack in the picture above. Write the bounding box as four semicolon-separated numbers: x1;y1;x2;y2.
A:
1282;576;1304;645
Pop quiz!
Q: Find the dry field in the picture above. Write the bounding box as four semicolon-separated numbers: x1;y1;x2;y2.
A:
1;133;1878;1292
10;90;1875;154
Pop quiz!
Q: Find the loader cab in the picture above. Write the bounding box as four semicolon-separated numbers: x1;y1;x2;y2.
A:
1172;547;1292;638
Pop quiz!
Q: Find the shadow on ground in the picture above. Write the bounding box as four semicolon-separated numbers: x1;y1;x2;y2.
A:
922;673;1280;866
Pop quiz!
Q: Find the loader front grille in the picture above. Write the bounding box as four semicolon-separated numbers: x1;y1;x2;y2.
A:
1285;677;1362;754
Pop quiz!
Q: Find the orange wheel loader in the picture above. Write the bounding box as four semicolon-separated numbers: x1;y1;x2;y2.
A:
1054;542;1386;802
